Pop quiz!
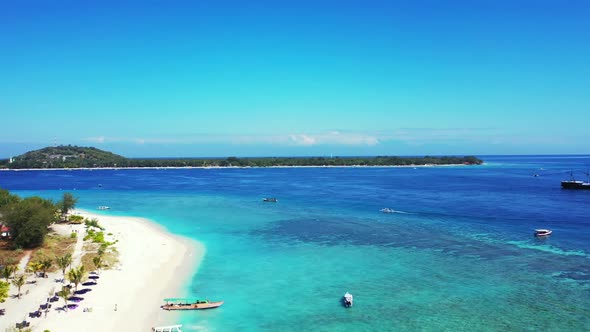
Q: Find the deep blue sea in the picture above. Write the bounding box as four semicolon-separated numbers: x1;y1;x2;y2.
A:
1;155;590;331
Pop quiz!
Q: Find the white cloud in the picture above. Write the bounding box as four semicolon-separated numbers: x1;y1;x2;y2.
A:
380;128;501;144
85;136;106;143
287;132;379;146
82;131;381;147
288;134;317;146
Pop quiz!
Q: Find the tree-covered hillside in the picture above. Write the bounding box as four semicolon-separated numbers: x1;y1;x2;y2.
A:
5;146;128;169
0;145;483;169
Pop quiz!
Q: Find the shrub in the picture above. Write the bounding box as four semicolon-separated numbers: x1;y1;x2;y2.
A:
84;218;104;230
69;215;84;224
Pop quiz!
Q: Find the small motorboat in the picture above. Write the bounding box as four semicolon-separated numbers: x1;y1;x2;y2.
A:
263;197;278;203
97;206;110;210
534;229;552;237
343;292;353;308
380;208;395;214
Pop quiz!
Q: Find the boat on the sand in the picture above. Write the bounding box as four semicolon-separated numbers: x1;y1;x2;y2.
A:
161;298;224;310
152;325;182;332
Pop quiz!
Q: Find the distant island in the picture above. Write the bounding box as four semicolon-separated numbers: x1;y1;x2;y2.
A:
0;146;483;169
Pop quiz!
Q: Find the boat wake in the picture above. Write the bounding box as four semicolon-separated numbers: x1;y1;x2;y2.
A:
380;208;412;214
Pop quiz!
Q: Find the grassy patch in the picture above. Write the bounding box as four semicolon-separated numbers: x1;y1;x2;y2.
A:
0;241;24;266
28;233;77;272
80;245;118;272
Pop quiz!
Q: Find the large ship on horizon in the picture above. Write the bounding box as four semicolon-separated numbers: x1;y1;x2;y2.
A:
561;171;590;190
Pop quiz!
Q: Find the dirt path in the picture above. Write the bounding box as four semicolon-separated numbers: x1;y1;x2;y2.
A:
17;250;31;272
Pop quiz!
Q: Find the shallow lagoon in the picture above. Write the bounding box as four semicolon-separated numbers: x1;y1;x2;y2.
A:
3;155;590;331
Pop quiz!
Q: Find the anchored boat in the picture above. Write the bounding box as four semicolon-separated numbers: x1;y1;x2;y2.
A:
534;229;552;237
561;171;590;190
162;298;224;310
343;292;353;308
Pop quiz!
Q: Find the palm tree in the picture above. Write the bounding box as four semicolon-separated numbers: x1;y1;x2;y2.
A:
1;265;17;282
64;253;73;269
11;274;26;299
28;262;42;278
67;266;86;293
55;253;72;282
58;286;71;311
47;286;55;308
92;256;103;275
39;257;53;278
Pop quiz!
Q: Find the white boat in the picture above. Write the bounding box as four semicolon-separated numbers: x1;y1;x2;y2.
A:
97;206;110;210
534;229;552;237
152;325;182;332
380;208;395;214
343;292;353;308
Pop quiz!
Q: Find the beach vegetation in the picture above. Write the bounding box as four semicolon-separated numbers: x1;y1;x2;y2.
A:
0;280;9;302
11;274;25;299
1;265;17;282
84;218;104;230
38;257;53;278
58;286;71;311
55;253;72;282
67;265;86;292
0;253;19;268
28;232;76;267
82;241;117;272
92;255;103;274
83;228;112;246
4;327;33;332
0;188;20;209
68;215;84;224
28;262;42;278
2;196;58;249
70;232;77;239
57;193;78;221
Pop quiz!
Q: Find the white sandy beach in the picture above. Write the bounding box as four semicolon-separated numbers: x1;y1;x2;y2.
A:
0;163;476;172
0;210;204;332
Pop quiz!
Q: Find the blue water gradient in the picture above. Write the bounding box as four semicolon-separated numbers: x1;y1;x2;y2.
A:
1;155;590;331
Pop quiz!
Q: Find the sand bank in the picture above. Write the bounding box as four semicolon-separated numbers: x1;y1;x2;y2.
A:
0;210;204;332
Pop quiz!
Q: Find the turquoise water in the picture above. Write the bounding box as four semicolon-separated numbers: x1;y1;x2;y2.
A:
3;155;590;331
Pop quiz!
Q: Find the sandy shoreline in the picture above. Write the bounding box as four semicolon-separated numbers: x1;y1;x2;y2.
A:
0;163;475;171
0;210;204;332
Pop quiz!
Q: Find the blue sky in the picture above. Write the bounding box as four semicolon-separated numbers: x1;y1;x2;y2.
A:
1;0;588;157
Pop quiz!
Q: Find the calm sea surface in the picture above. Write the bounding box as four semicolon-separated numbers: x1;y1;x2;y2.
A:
1;155;590;331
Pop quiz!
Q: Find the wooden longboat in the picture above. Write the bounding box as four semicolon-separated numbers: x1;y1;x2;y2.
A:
162;298;224;311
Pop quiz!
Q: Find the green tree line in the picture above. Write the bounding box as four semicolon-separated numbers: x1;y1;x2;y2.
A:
0;189;77;249
0;145;483;169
